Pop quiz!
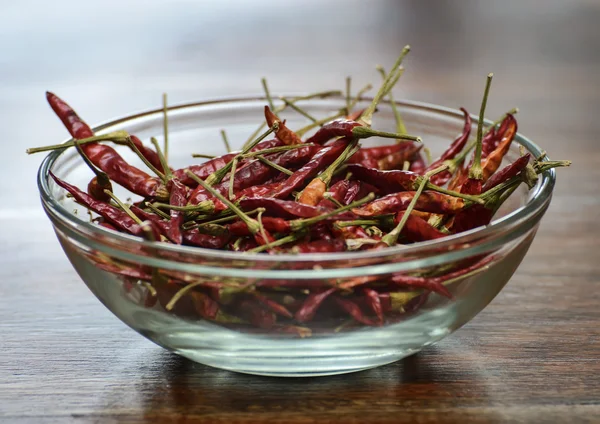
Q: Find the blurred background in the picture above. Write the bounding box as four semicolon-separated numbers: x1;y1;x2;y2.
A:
3;0;597;212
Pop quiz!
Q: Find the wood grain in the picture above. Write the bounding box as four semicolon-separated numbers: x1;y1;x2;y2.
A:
2;0;599;422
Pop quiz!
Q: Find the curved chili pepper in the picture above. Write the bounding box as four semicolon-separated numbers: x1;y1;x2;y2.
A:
305;119;362;145
238;299;276;329
333;296;376;326
253;293;293;319
481;114;510;159
264;106;302;145
46;92;166;199
166;179;189;244
235;182;281;199
130;135;165;173
270;138;350;199
409;153;426;174
182;228;230;248
191;291;220;320
317;179;350;209
393;211;447;242
51;172;145;236
228;217;290;236
390;274;453;298
295;288;336;323
309;223;334;241
173;138;283;186
292;238;345;253
482;153;530;192
352;191;464;217
130;205;173;241
238;197;322;219
481;114;518;181
362;288;384;324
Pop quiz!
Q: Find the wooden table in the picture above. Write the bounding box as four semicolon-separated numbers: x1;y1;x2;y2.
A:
2;1;598;422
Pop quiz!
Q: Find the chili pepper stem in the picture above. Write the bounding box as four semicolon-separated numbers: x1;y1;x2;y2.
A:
184;169;261;234
352;126;421;142
345;76;352;115
334;219;380;228
469;73;494;180
221;129;232;153
73;139;111;187
242;144;309;158
376;65;407;135
256;155;293;176
26;131;130;154
152;200;214;213
162;93;169;162
359;45;410;126
228;157;238;200
425;180;485;204
261;77;275;111
191;153;216;159
126;137;166;181
104;190;144;225
248;232;304;253
150;137;173;180
282;98;318;123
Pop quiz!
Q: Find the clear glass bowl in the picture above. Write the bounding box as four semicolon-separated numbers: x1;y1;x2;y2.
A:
37;96;554;376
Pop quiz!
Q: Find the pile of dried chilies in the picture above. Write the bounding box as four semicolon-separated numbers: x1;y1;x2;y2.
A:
29;47;570;335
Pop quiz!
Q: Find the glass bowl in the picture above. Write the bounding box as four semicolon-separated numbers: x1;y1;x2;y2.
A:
37;96;554;376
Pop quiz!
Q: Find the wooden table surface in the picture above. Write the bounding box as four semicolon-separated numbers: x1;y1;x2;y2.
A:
2;1;599;422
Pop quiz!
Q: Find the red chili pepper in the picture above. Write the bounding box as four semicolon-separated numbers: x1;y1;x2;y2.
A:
238;299;276;329
393;211;447;242
166;179;189;244
377;144;423;171
46;92;166;199
264;106;302;145
481;114;511;159
343;181;379;205
333;296;376;326
130;205;173;241
270;138;350;199
182;228;230;248
305;119;362;145
390;274;453;298
228;217;290;236
238;197;322;219
292;238;345;253
348;143;421;171
316;179;350;209
309;223;334;241
295;288;336;323
173;138;283;186
482;153;531;192
480;114;518;182
362;288;384;324
409;153;426;174
352;191;464;217
51;172;147;236
190;291;220;320
253;293;293;319
235;182;281;199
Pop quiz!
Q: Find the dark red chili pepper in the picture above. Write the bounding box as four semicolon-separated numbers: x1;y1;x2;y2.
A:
46;92;166;199
182;228;230;248
253;293;293;319
94;261;152;280
390;274;453;298
343;181;379;205
228;216;290;236
98;221;117;231
481;114;518;182
362;288;384;324
295;288;336;323
235;182;281;199
393;211;447;242
377;144;423;171
238;197;322;219
316;179;350;209
409;153;426;174
238;299;276;329
264;106;302;145
228;237;258;251
173;138;283;186
270;138;350;199
344;164;421;194
166;179;189;245
482;115;511;159
352;191;464;217
292;238;345;253
305;119;362;145
190;291;220;320
333;296;376;326
427;108;471;171
51;172;145;236
130;205;172;241
309;223;334;241
482;153;531;192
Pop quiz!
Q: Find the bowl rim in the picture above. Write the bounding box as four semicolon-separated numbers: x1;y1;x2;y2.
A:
37;95;555;275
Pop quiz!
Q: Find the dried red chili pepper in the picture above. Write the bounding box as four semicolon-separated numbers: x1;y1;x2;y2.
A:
362;288;384;324
46;92;167;199
409;153;427;174
333;296;376;326
305;119;420;146
393;211;447;242
295;288;336;323
238;299;276;329
130;135;165;173
238;198;322;219
166;179;188;244
264;106;303;146
292;239;345;253
352;191;464;216
482;153;531;192
253;293;293;319
182;228;230;248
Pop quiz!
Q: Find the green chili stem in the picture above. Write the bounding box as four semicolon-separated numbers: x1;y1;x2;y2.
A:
152;200;214;213
184;208;262;230
248;232;304;253
191;153;217;159
165;280;206;311
282;97;318;123
352;126;421;142
359;45;411;126
242;144;308;158
73;139;110;185
104;190;143;225
290;193;375;232
261;77;275;111
220;129;232;153
256;155;293;176
345;76;352;115
162;93;169;162
322;193;344;208
334;219;380;228
185;169;260;234
150;137;173;180
228;157;238;200
127;137;166;181
144;202;171;220
469;73;494;180
485;107;519;136
377;65;407;134
26;131;130;154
